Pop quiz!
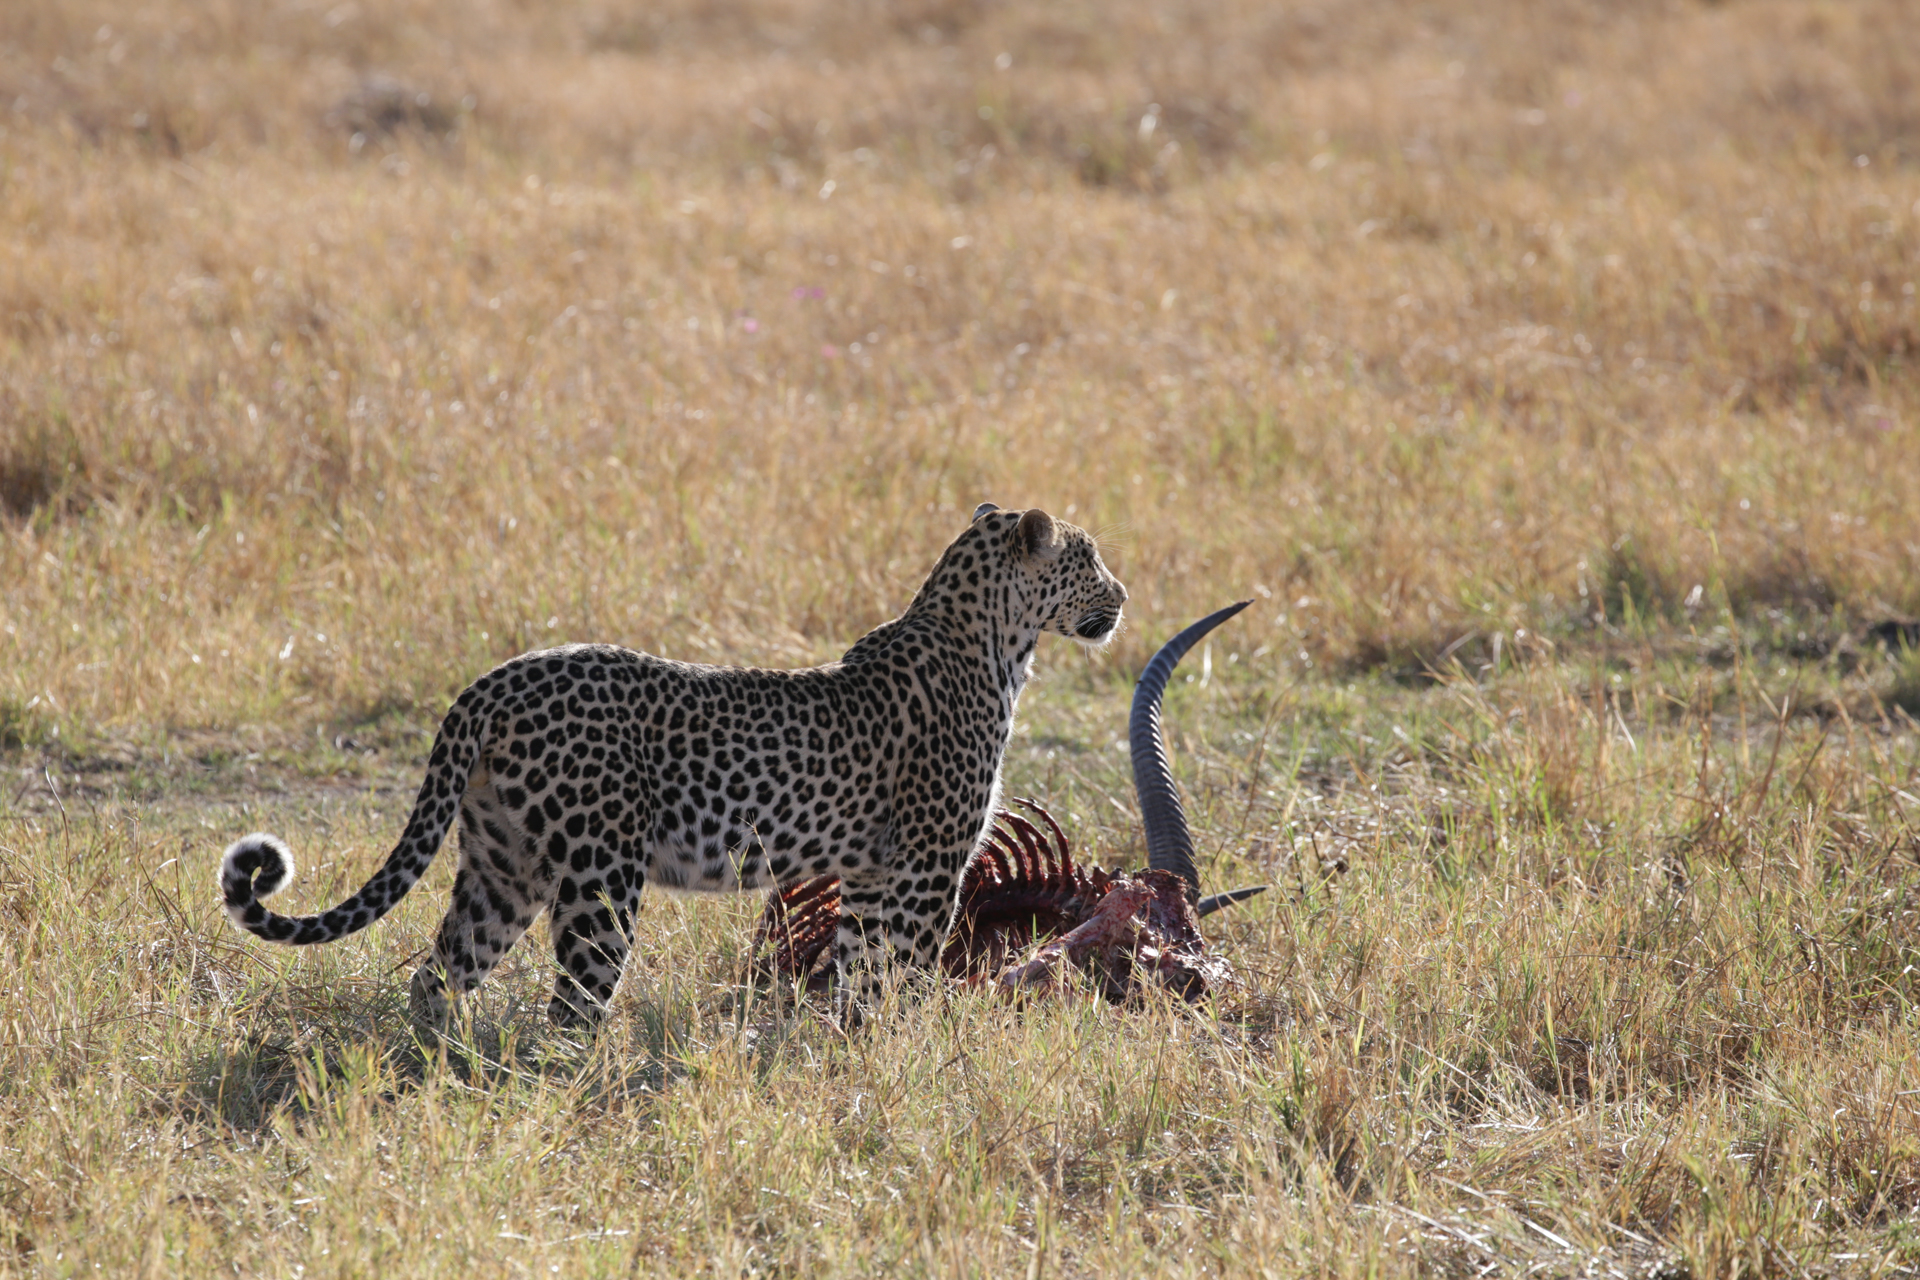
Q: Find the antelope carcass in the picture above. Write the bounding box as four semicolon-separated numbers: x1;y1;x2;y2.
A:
755;603;1267;1003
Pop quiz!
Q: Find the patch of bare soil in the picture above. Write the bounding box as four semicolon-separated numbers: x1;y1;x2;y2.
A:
2;728;423;820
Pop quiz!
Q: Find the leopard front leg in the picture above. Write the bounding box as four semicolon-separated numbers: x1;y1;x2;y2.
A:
832;847;966;1017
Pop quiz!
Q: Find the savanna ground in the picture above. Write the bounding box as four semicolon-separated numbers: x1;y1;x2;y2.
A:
4;0;1920;1274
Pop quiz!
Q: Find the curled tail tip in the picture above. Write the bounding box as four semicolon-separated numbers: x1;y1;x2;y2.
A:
220;833;295;917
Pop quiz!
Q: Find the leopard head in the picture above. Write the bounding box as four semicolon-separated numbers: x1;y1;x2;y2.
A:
955;504;1128;649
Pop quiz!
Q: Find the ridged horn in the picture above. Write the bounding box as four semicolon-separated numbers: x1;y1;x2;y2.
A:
1196;884;1268;917
1130;601;1252;902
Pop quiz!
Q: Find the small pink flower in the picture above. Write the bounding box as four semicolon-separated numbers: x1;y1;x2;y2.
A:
792;286;825;300
742;317;760;333
821;343;840;358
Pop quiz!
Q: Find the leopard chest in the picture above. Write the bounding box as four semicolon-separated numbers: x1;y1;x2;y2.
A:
870;638;1026;851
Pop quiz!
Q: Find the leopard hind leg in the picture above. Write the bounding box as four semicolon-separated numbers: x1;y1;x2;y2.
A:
409;767;549;1026
547;844;645;1029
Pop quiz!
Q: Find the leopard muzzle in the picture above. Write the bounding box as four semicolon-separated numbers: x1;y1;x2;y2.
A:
1074;606;1122;641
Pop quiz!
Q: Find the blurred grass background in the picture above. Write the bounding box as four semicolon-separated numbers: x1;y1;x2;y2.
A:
2;0;1916;740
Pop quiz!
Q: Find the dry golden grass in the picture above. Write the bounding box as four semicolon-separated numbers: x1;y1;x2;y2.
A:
3;0;1920;1275
5;659;1919;1277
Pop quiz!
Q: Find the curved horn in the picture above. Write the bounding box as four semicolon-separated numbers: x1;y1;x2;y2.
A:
1196;884;1269;917
1130;600;1252;900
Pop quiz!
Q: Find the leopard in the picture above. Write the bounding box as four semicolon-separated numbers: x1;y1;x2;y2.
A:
219;505;1127;1027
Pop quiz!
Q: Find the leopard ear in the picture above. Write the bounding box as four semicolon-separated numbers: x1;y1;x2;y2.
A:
972;502;1000;521
1016;507;1062;560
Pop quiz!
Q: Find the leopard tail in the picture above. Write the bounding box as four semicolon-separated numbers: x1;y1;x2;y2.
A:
218;682;492;946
